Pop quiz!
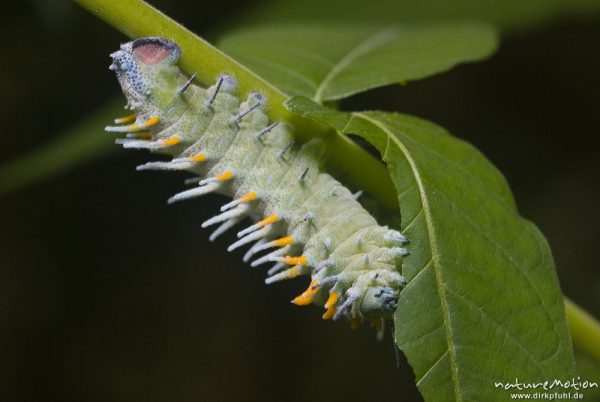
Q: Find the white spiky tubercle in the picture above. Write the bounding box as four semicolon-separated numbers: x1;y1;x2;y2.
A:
107;37;408;334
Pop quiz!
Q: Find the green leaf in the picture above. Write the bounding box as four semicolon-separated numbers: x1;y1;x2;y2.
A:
0;100;122;196
286;96;576;401
235;0;600;33
219;23;497;102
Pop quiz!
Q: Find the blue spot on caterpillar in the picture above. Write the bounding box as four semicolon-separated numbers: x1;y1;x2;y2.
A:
106;37;409;338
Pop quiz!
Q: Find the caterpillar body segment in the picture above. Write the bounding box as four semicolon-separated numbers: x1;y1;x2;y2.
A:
107;37;408;334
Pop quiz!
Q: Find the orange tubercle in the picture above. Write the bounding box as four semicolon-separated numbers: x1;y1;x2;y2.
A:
239;191;257;202
322;308;336;320
189;153;206;162
114;114;136;124
322;291;339;320
258;214;279;227
292;296;313;305
216;170;233;181
143;115;160;128
161;136;181;146
288;266;300;278
373;318;383;332
292;279;320;305
272;235;294;247
281;256;308;266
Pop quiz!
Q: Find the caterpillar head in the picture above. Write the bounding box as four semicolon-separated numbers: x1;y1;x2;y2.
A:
109;37;182;111
359;286;399;319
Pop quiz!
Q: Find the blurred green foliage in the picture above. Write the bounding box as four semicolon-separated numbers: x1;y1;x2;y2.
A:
288;97;576;400
219;23;497;102
236;0;600;31
0;0;598;401
0;101;121;196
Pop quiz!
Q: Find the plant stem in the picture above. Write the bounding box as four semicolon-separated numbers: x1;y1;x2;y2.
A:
73;0;397;212
565;298;600;364
72;0;600;365
0;100;122;196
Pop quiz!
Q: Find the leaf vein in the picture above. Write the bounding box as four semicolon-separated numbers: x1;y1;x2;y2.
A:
400;130;515;212
424;179;560;364
446;289;547;377
403;257;433;290
354;112;463;402
312;26;398;103
401;207;424;232
416;349;449;387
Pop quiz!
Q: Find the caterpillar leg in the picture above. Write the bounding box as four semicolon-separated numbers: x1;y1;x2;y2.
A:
220;191;257;212
167;182;220;204
322;291;339;319
113;114;136;124
292;279;320;305
202;205;250;229
105;115;159;132
116;135;180;150
237;214;279;238
267;262;286;276
242;238;269;262
136;160;195;171
209;217;243;242
228;225;273;252
246;235;295;258
265;265;311;284
250;246;290;267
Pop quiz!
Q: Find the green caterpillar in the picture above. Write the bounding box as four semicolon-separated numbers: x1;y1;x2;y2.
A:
106;37;408;337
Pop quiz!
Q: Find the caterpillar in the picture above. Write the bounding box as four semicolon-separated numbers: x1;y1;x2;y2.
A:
106;37;409;338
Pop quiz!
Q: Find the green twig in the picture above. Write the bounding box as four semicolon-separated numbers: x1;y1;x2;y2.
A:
73;0;397;212
72;0;600;365
0;100;122;196
565;298;600;364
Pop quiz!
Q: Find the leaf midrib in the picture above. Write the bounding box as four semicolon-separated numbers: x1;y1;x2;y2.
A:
354;112;462;402
312;26;398;103
362;111;562;382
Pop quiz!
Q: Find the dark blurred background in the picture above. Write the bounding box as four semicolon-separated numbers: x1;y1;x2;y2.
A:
0;1;598;401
